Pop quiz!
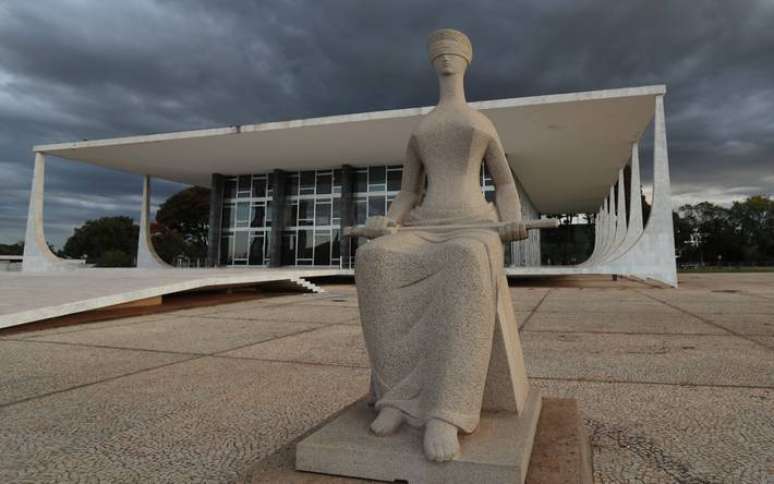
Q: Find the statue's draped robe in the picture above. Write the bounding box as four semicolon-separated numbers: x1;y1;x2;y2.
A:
356;200;516;433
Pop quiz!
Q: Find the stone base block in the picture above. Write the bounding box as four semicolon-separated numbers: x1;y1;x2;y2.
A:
526;398;593;484
295;390;541;484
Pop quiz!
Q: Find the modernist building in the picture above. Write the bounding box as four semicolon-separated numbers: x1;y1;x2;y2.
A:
22;85;677;285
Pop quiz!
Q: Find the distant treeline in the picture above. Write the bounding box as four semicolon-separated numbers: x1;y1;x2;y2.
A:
2;193;772;268
541;195;774;267
674;195;774;267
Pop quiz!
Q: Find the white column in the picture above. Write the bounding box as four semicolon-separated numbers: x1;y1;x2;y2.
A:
601;186;617;260
604;95;677;286
22;153;76;272
608;169;628;259
607;143;644;260
136;175;171;269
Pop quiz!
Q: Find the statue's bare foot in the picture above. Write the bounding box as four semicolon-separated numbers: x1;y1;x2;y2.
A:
423;419;460;462
370;407;404;436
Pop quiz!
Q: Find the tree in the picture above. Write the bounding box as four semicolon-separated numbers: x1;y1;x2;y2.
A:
62;216;138;265
97;249;133;267
0;241;24;255
153;186;210;263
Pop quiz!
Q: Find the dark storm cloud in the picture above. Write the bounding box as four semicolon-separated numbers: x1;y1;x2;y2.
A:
1;0;773;246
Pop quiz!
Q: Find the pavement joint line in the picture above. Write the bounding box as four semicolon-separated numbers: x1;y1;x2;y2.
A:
3;321;334;359
210;353;370;370
530;375;774;391
1;337;203;357
0;354;205;411
634;289;774;353
519;288;552;331
0;323;348;410
522;329;747;337
207;322;340;357
191;313;360;326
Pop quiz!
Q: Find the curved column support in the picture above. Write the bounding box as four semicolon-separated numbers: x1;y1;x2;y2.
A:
596;199;611;263
604;95;677;286
136;175;172;269
602;169;628;262
579;205;604;266
22;153;79;272
607;143;644;261
600;186;617;260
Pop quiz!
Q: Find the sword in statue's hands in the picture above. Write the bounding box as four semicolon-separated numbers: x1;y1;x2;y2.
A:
344;217;560;242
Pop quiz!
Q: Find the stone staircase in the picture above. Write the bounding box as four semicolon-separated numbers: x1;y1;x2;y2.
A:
289;277;326;293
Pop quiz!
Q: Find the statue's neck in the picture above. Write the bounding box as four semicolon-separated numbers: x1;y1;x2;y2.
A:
437;73;466;106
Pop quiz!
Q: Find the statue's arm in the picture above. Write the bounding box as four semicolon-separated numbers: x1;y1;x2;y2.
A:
485;132;522;223
386;137;424;224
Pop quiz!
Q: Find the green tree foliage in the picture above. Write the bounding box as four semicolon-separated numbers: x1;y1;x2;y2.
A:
675;195;774;266
0;241;24;255
97;249;133;267
152;186;210;264
62;216;138;265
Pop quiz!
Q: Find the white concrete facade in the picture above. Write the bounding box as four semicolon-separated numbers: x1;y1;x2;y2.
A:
507;94;677;286
21;86;677;286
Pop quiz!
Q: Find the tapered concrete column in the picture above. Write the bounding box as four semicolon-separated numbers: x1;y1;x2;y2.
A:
607;143;644;260
136;176;171;269
591;200;609;265
339;165;355;269
268;169;288;267
602;186;617;259
206;173;224;267
580;205;604;266
605;95;677;286
22;152;75;272
608;170;628;258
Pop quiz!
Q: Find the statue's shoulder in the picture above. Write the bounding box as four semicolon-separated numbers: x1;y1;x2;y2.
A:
466;107;499;138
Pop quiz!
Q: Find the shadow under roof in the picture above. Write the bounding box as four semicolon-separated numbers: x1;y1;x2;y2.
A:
35;85;664;214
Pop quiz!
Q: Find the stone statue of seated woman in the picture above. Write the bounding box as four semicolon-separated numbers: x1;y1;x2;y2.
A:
355;29;531;462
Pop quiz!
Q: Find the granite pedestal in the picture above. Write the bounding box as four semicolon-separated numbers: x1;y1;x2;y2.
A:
296;391;542;484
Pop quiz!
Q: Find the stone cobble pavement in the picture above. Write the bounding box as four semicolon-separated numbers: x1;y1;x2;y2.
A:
0;274;772;483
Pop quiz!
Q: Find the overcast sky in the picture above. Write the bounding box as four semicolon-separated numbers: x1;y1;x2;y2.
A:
1;0;773;248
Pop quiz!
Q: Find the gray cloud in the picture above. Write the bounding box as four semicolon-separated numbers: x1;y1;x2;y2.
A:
1;0;773;247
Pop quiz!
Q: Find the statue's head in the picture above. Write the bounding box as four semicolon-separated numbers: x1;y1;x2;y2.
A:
427;29;472;76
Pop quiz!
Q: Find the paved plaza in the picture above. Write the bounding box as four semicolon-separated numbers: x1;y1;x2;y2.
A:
1;273;772;483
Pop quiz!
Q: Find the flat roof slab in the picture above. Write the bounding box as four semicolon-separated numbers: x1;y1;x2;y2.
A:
36;86;665;214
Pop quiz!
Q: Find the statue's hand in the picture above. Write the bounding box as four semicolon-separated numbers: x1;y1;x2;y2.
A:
498;221;528;242
362;216;397;239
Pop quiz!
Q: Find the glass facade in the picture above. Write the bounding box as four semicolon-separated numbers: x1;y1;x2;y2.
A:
219;163;512;267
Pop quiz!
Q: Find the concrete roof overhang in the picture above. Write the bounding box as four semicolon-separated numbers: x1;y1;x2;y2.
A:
35;85;664;214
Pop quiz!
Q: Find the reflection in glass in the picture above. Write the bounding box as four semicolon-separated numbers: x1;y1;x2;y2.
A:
300;171;315;194
287;174;299;197
368;196;386;217
298;199;314;225
316;173;332;194
316;203;331;226
238;175;251;195
249;234;264;265
297;229;314;259
354;170;367;192
387;169;402;191
314;231;331;265
236;203;250;227
252;177;266;198
354;198;367;225
251;205;265;228
369;166;386;191
234;231;248;259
